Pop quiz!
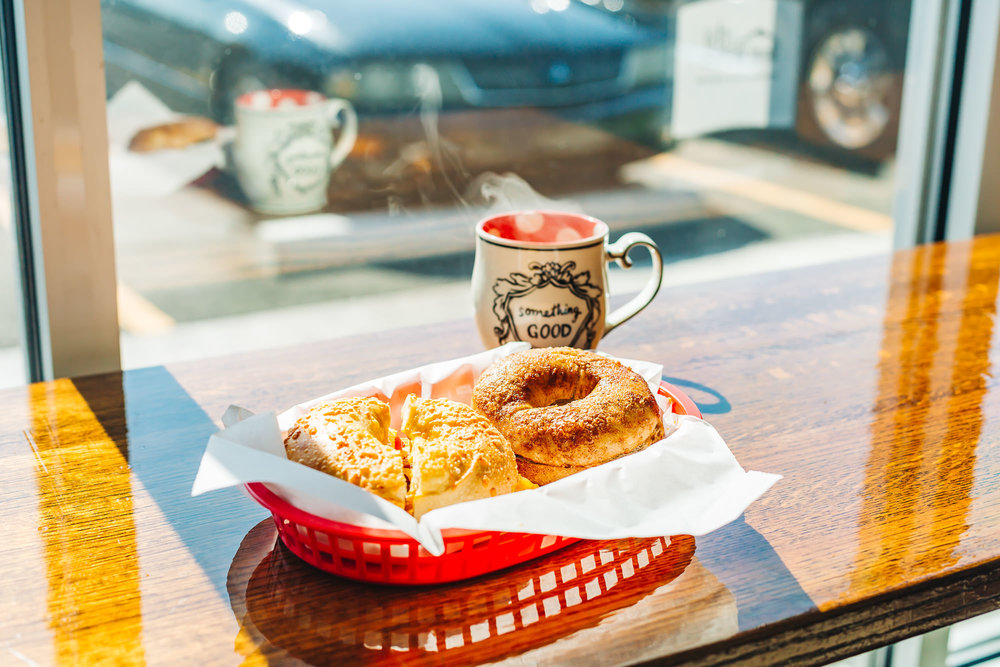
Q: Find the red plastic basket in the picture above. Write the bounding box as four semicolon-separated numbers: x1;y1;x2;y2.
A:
244;381;701;585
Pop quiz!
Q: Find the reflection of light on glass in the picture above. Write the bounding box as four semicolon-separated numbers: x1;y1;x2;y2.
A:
579;0;600;4
531;0;570;11
224;11;248;35
308;9;328;30
603;0;624;11
287;10;313;35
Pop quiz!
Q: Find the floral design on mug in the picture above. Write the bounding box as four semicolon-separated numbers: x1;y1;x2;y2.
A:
491;260;602;348
268;120;329;195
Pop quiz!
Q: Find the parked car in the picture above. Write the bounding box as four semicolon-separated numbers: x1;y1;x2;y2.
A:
101;0;672;145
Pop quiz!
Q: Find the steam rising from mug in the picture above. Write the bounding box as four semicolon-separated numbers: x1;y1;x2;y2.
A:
468;172;583;217
383;64;581;224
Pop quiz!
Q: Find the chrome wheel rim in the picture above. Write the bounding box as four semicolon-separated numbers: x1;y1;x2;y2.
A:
808;27;893;150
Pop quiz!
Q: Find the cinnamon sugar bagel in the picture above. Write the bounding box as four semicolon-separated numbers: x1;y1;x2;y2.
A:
472;347;665;482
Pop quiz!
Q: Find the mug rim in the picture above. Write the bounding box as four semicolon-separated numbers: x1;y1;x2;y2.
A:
235;88;330;114
476;210;609;249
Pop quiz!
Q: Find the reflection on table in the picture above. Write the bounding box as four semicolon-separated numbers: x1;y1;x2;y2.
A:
228;521;737;664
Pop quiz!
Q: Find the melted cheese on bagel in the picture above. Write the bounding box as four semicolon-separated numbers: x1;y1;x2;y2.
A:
283;394;533;517
401;395;529;519
284;396;407;508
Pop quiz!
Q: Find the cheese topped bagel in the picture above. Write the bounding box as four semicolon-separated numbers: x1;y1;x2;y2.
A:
284;396;407;508
401;395;531;519
284;394;533;518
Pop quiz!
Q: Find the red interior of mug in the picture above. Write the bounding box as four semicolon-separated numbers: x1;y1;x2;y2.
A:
479;211;605;244
235;89;325;110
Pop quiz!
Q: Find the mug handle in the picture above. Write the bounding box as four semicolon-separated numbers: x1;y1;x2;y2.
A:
326;98;358;170
604;232;663;335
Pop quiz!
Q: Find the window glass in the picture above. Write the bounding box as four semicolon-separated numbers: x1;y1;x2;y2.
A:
0;71;25;388
100;0;911;367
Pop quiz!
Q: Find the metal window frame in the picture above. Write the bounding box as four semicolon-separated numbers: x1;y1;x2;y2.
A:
892;0;967;247
0;0;42;381
1;0;120;382
944;0;1000;238
893;0;1000;246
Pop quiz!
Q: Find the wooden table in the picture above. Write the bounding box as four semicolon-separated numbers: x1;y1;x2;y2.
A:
5;234;1000;665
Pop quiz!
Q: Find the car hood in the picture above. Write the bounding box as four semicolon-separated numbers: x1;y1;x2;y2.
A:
236;0;653;58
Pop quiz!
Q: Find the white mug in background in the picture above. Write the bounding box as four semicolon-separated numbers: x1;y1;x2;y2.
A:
232;89;358;215
472;210;663;350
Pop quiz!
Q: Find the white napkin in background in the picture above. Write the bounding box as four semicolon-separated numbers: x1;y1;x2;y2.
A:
106;81;228;198
192;342;780;555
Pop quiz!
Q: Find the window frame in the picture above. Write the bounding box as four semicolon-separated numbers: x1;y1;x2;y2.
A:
943;0;1000;238
891;0;967;247
4;0;120;382
893;0;1000;247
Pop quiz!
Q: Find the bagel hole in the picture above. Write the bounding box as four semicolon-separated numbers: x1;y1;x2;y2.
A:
525;372;598;409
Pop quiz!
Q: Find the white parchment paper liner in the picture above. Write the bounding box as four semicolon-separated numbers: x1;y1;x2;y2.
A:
192;342;780;556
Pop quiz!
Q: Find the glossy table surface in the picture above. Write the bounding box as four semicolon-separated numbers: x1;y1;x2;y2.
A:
5;234;1000;666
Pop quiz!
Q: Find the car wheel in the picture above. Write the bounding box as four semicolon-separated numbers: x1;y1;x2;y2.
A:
797;10;902;161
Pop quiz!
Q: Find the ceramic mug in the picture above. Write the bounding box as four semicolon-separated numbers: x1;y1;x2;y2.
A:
472;210;663;349
233;89;358;215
